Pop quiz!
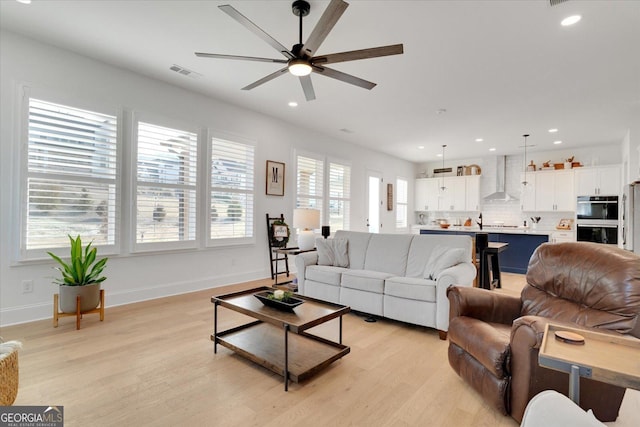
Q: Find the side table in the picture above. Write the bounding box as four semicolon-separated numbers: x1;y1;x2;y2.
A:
539;323;640;404
271;247;316;288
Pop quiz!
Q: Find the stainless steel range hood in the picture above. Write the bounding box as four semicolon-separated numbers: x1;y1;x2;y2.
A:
483;156;519;202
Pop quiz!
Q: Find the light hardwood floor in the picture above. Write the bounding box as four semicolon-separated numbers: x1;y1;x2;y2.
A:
2;273;638;426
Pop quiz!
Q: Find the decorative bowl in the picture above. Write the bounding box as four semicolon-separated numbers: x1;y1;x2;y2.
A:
439;223;451;229
254;291;304;312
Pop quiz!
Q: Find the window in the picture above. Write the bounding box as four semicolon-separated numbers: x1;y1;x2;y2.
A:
210;136;254;243
135;121;197;247
396;178;408;229
24;98;118;253
329;162;350;231
295;154;351;231
296;155;324;216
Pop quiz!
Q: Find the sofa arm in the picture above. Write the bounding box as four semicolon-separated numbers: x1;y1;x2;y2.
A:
293;251;318;295
434;262;477;332
447;285;522;325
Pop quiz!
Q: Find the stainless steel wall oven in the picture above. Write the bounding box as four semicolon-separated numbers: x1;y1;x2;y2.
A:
576;196;619;245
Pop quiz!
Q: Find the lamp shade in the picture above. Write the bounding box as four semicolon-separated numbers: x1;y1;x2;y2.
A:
293;208;320;230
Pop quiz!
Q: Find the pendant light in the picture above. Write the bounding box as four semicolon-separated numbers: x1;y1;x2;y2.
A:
521;134;530;186
439;144;447;193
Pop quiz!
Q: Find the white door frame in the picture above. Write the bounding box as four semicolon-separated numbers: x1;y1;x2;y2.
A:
366;170;383;233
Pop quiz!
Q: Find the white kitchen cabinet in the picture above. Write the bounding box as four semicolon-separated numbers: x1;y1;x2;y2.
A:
550;230;575;243
440;176;466;211
534;170;575;211
465;175;481;211
415;176;476;212
575;165;621;196
415;178;440;211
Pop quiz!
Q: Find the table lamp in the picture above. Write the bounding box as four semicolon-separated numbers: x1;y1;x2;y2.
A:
293;208;320;251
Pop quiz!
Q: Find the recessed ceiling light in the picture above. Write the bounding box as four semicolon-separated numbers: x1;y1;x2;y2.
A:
548;128;558;133
436;153;443;157
16;0;32;4
489;147;496;152
418;145;425;150
475;138;483;142
554;140;563;145
288;101;298;107
561;15;581;26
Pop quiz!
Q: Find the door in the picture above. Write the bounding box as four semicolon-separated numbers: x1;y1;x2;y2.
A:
367;171;382;233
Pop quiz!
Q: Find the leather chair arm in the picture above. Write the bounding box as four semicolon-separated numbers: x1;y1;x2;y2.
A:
447;285;522;324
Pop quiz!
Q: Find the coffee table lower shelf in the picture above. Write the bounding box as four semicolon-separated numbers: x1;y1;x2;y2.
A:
212;322;350;383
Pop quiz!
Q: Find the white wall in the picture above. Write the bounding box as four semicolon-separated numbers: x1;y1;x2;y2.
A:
0;31;415;326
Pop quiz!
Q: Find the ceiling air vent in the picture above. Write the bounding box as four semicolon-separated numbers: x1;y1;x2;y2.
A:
169;64;202;79
549;0;570;6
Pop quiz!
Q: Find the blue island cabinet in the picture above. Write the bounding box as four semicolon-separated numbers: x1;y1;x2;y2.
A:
419;229;549;274
488;233;549;274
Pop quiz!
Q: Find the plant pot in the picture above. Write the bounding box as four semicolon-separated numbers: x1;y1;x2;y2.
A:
59;283;101;313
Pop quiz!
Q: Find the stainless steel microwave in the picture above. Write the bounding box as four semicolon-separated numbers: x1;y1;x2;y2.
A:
576;196;618;221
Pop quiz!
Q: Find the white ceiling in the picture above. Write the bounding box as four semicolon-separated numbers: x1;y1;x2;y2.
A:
1;0;639;162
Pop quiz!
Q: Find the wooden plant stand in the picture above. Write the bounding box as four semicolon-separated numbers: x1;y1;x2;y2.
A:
53;289;105;330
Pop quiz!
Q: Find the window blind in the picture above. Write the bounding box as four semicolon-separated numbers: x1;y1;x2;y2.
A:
25;99;118;250
329;162;350;231
210;137;254;240
136;121;197;244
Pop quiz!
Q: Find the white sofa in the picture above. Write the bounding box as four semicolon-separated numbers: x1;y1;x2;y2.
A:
294;230;476;339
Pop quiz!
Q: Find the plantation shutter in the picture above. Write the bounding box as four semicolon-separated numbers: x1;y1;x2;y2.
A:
296;155;324;218
135;121;198;244
329;162;351;231
210;137;255;240
26;98;118;250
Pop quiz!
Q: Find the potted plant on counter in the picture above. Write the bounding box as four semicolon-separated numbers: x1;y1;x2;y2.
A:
47;235;108;313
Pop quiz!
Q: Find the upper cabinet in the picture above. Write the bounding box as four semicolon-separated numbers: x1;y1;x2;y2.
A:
415;178;440;212
575;165;621;196
414;175;480;212
521;170;575;212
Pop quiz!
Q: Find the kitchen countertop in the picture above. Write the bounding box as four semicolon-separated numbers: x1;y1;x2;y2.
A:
412;225;569;236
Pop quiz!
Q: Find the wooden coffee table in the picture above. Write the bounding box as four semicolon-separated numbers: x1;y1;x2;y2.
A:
211;287;350;391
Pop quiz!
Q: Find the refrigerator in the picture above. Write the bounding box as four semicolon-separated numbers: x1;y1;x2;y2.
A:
623;182;640;254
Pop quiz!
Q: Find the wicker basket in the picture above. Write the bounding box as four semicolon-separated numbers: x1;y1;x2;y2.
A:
0;340;21;405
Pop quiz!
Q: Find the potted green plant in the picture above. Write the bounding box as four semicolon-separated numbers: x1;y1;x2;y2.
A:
47;235;108;313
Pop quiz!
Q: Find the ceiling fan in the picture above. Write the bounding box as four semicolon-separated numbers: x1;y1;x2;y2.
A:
195;0;404;101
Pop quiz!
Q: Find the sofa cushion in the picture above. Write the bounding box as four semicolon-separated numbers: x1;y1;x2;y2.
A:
423;246;468;280
384;276;437;302
341;269;392;293
405;234;473;278
363;233;413;276
306;265;347;286
316;238;349;267
334;230;372;270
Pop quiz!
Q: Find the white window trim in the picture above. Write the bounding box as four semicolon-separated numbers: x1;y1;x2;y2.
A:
206;129;256;248
16;84;122;261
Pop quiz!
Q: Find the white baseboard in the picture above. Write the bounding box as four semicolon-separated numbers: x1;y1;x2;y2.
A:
0;269;266;327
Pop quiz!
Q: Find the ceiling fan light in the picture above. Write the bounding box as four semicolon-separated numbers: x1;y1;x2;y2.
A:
288;59;312;76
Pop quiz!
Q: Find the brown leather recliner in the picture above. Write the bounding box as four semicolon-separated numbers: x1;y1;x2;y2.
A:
447;242;640;423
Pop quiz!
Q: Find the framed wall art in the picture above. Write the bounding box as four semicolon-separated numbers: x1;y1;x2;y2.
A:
266;160;285;196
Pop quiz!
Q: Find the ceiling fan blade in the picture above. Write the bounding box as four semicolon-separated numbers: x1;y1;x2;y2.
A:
242;67;289;91
195;52;288;64
301;0;348;58
219;4;294;59
311;44;404;65
299;75;316;101
312;65;376;90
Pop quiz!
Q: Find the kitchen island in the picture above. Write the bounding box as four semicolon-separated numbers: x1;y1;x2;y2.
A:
416;225;552;274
